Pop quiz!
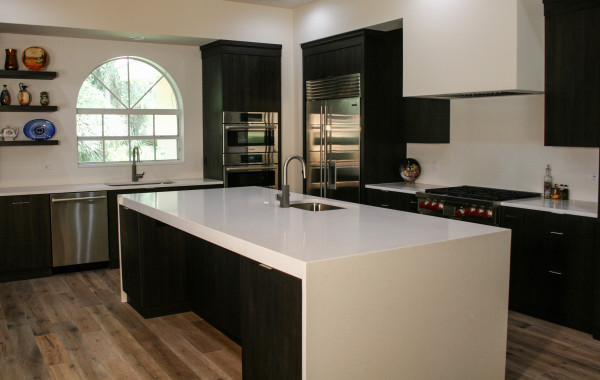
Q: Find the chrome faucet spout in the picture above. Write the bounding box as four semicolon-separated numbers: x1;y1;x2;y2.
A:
131;147;145;182
278;155;306;208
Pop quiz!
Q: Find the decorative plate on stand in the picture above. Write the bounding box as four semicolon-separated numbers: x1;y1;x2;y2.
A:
22;47;49;71
23;119;55;140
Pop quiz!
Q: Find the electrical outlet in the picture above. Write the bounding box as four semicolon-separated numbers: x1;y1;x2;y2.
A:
590;171;598;183
43;161;55;172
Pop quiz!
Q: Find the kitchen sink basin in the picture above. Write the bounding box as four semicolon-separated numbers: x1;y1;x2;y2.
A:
289;202;344;212
105;180;175;186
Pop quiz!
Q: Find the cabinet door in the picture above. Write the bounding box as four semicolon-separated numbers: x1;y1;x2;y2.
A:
222;54;281;111
137;214;188;317
240;256;301;380
302;34;364;81
365;189;417;213
545;5;600;147
0;194;52;281
187;237;241;344
118;206;141;304
402;98;450;143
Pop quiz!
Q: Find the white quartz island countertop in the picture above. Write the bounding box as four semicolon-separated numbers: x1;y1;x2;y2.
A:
118;186;506;278
118;186;512;380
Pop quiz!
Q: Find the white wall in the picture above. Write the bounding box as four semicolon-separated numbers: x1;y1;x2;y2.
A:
407;95;599;202
0;0;296;188
293;0;597;202
0;33;206;186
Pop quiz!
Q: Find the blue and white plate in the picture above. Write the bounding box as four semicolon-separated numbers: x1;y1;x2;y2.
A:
23;119;55;140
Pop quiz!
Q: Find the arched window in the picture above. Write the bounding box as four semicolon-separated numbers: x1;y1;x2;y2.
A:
76;57;183;164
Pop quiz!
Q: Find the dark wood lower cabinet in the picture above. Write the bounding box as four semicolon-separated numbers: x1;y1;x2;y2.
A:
187;236;241;344
365;188;418;213
0;194;52;282
119;206;189;318
240;256;302;380
500;206;596;333
119;207;302;378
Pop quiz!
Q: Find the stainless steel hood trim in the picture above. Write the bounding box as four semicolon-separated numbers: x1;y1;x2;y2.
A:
306;73;361;101
413;90;544;100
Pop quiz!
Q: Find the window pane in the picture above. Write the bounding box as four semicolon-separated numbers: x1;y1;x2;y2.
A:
78;141;103;163
132;140;155;161
129;59;163;108
134;77;177;109
104;115;128;136
130;114;153;136
155;115;178;136
77;75;125;109
156;139;178;160
92;59;129;107
77;114;103;137
105;140;130;162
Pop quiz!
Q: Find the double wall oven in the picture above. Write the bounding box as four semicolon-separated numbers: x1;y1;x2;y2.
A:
222;111;279;189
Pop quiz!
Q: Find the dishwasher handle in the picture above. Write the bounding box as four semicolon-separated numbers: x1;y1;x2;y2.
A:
51;195;107;203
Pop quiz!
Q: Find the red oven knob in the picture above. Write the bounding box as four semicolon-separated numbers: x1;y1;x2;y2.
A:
426;202;433;210
472;208;480;217
419;201;426;209
455;208;465;217
432;203;440;211
464;208;472;216
481;209;493;219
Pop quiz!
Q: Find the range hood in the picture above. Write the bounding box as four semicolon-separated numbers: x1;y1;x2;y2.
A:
402;0;544;98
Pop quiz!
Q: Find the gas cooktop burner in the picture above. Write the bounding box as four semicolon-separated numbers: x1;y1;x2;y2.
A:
425;186;539;202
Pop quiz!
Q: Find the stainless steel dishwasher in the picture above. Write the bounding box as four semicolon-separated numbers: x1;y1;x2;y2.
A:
50;191;109;267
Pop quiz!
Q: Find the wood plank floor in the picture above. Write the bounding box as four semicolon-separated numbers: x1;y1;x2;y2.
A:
1;269;600;379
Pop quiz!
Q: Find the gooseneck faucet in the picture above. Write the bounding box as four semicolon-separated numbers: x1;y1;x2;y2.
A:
277;155;306;208
131;146;145;182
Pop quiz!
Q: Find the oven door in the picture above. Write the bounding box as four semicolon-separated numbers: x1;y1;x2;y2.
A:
223;125;278;154
224;165;279;189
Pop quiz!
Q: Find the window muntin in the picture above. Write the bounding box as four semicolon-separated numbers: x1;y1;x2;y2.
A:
76;57;182;164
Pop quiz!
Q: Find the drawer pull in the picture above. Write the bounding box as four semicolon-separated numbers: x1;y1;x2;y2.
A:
380;204;390;207
12;201;31;205
548;270;562;275
259;263;273;270
550;231;564;236
504;215;519;219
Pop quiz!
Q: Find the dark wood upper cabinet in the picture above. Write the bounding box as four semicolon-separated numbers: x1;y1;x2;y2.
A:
302;29;406;203
402;97;450;144
200;40;281;112
544;0;600;147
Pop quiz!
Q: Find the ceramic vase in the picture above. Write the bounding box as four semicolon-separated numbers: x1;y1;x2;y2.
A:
18;83;31;106
40;91;50;106
0;85;10;106
4;49;18;70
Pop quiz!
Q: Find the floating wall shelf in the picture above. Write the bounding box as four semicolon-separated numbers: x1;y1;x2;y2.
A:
0;70;58;80
0;105;58;112
0;140;59;146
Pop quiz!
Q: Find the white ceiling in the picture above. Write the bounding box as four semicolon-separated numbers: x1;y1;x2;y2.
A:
223;0;316;8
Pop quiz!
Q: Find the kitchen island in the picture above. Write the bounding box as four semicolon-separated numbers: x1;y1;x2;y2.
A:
118;186;511;380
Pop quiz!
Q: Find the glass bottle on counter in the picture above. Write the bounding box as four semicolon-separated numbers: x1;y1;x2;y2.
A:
561;184;569;200
551;184;561;199
544;165;553;199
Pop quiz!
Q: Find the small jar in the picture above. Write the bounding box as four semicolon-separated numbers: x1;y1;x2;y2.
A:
0;85;10;106
40;91;50;106
550;184;561;199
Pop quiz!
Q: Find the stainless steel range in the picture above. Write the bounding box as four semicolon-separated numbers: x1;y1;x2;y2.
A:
416;186;540;225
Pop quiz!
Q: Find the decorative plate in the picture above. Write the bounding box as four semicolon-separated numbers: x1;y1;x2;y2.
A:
22;47;49;71
23;119;55;140
399;158;421;184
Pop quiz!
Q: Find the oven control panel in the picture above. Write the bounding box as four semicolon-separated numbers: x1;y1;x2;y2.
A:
417;197;496;225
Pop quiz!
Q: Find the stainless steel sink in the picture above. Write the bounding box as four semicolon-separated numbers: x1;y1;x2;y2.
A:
105;180;175;186
289;202;344;212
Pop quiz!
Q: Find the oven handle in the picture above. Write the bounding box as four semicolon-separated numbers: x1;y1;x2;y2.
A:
224;125;278;130
225;165;278;172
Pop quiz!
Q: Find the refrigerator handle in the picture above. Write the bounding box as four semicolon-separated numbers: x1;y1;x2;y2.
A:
323;105;329;197
327;160;337;190
319;105;325;197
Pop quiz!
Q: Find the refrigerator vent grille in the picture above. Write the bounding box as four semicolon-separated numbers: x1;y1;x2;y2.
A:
306;73;361;101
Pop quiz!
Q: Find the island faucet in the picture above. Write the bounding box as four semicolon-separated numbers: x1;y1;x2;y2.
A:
131;146;145;182
277;155;306;208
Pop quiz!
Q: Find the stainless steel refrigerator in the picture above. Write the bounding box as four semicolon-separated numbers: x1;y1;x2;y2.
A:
305;74;361;203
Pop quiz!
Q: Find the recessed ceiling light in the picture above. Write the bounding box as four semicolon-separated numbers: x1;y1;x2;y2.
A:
130;36;145;41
